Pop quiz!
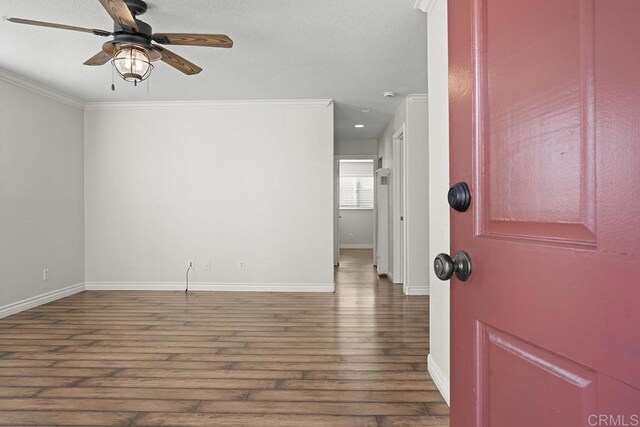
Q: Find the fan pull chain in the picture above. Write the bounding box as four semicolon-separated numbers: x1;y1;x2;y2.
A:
111;65;116;92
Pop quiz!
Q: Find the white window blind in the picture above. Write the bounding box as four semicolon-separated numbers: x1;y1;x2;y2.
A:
339;160;374;209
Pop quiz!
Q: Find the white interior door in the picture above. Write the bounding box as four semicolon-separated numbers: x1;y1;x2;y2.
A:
392;127;406;284
334;159;340;265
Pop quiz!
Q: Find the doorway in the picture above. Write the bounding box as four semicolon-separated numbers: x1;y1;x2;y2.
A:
334;156;377;266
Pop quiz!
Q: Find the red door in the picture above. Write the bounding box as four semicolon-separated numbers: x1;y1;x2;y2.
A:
447;0;640;425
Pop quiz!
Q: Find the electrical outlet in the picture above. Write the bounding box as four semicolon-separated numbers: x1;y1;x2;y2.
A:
204;262;212;271
238;261;246;270
42;268;49;281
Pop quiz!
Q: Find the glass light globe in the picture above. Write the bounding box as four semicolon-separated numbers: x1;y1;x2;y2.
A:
113;46;153;83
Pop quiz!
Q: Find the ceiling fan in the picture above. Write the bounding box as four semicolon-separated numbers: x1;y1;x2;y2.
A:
7;0;233;84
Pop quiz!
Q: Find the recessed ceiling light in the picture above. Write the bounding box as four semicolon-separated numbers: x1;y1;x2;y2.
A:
361;109;371;113
354;124;365;128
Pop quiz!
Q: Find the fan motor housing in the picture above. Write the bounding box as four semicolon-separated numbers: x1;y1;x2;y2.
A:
114;20;152;40
114;0;152;45
124;0;148;17
109;18;156;61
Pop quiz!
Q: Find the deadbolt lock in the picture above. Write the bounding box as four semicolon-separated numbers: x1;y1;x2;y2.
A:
448;182;471;212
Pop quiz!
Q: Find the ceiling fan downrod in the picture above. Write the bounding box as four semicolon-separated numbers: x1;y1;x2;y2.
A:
123;0;148;17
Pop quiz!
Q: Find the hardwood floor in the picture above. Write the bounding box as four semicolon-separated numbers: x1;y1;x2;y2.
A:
0;249;449;426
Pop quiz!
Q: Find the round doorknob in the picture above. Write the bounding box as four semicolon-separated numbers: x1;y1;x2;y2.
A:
434;253;454;281
434;251;473;281
448;182;471;212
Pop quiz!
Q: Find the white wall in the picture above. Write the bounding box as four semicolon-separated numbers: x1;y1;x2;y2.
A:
335;139;378;156
378;101;407;169
377;95;429;295
426;0;451;405
84;100;335;292
0;73;85;313
405;96;430;296
339;210;374;248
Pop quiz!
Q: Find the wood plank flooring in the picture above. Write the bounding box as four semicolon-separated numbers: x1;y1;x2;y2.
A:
0;249;449;426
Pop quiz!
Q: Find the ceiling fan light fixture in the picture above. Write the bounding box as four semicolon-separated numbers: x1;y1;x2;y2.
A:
112;45;153;83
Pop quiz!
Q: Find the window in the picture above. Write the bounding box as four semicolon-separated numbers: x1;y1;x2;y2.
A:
339;160;374;209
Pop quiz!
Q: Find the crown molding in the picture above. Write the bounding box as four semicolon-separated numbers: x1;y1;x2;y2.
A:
414;0;438;14
85;99;334;111
0;67;332;112
0;68;86;110
407;94;429;103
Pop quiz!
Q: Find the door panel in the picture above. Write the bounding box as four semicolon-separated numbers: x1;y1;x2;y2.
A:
448;0;640;425
477;322;598;426
475;0;596;246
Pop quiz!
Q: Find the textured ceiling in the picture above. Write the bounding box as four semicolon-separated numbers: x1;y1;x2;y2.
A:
0;0;427;139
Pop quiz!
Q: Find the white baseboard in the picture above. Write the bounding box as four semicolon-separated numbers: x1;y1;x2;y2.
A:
85;283;182;291
85;282;335;293
428;353;451;406
339;244;374;249
386;273;402;285
0;283;85;319
0;280;336;319
404;282;430;295
375;267;389;277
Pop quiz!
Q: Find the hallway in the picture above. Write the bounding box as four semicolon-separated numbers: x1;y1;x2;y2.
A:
0;249;448;426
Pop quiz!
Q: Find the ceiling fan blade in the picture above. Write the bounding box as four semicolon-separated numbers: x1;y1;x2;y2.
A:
153;45;203;75
96;0;138;32
6;17;111;37
84;50;113;66
102;42;117;56
152;33;233;48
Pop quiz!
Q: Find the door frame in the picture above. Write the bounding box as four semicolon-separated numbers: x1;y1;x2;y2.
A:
334;155;378;265
392;125;407;285
425;0;452;406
